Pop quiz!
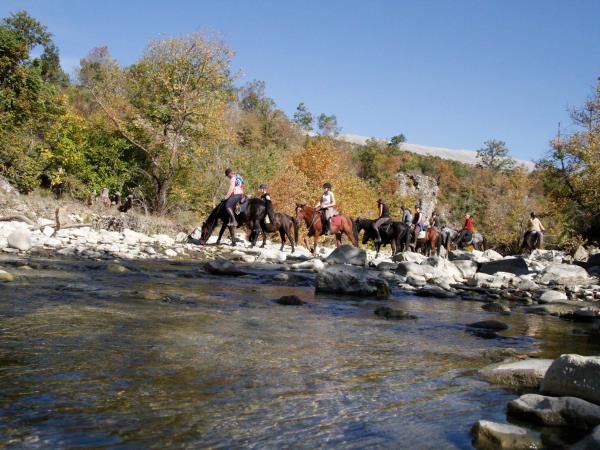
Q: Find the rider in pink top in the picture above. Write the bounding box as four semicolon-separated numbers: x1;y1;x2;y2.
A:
223;168;244;226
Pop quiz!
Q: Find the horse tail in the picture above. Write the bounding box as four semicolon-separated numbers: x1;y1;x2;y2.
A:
352;219;359;244
292;216;299;244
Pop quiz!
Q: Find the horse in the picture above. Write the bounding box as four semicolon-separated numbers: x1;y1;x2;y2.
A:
521;230;543;252
452;229;486;251
439;226;457;252
197;199;257;246
295;204;357;254
244;198;299;252
354;218;410;258
422;226;442;256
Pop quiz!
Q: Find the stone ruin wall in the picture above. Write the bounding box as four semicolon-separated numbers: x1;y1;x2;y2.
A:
395;173;439;217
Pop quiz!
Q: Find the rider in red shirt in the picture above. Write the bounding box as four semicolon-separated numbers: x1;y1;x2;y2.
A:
464;213;474;232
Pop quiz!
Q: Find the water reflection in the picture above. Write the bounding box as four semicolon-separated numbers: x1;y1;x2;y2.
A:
0;257;598;449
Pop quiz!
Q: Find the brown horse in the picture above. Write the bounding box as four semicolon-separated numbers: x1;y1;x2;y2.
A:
423;227;442;256
295;204;358;254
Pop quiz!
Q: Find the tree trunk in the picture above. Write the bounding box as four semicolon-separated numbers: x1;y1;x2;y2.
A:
154;176;172;214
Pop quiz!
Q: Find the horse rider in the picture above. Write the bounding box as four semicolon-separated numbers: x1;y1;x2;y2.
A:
528;211;545;248
411;205;423;247
429;210;439;228
315;182;336;235
258;183;276;224
223;168;244;227
402;205;412;225
372;198;391;243
455;212;474;246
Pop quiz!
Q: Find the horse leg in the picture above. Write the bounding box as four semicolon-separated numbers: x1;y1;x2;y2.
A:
216;222;227;245
229;225;236;246
279;228;285;252
313;233;319;255
335;232;342;247
286;225;295;253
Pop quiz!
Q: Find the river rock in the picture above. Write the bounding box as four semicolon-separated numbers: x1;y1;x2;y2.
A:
275;295;305;306
396;261;439;280
415;285;456;299
507;394;600;429
449;250;482;261
106;263;129;273
530;249;565;263
482;302;511;314
478;257;529;276
468;319;509;331
423;256;463;282
574;246;590;263
392;251;427;263
479;358;553;388
374;306;417;320
453;259;478;279
482;249;504;261
7;229;32;251
406;275;426;287
290;259;325;272
571;425;600;450
0;269;15;282
523;303;580;316
257;248;287;263
538;289;568;303
316;265;389;299
204;259;247;276
376;261;398;271
470;420;541;450
325;245;366;266
538;263;590;285
541;354;600;405
587;253;600;270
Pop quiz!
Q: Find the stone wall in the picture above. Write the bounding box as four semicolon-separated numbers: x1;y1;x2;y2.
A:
395;173;439;216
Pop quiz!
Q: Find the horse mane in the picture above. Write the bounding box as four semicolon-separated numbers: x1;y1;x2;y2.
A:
204;202;224;235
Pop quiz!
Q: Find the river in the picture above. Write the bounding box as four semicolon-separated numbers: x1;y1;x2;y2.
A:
1;256;599;449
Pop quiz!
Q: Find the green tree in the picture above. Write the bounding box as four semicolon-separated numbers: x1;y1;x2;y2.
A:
317;113;340;137
389;133;406;148
476;139;516;172
293;102;313;131
81;33;235;213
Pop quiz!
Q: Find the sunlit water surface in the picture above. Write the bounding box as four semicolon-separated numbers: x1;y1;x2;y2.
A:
1;257;599;449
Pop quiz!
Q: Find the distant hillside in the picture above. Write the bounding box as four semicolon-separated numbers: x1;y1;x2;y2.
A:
337;133;536;171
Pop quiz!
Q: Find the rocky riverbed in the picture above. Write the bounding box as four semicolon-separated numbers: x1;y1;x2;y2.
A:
1;217;600;448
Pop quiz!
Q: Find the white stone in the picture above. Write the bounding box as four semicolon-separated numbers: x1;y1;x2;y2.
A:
164;248;177;257
42;226;55;237
7;229;32;251
480;358;553;388
482;249;504;261
538;290;568;303
143;246;156;255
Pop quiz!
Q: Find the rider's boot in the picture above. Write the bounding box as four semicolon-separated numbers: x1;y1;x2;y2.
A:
226;208;237;227
374;227;382;243
323;218;329;235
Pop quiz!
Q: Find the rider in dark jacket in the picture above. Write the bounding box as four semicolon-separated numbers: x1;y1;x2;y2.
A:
372;199;391;243
258;184;276;225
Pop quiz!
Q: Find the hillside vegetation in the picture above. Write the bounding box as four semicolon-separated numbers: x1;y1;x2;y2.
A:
1;11;599;252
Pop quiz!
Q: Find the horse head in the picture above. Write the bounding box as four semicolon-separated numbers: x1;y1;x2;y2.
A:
199;221;211;244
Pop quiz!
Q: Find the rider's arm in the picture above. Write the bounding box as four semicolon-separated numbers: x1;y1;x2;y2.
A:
329;192;336;207
379;203;383;217
224;176;235;199
540;220;545;232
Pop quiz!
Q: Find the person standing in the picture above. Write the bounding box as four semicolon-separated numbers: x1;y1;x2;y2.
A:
402;205;412;225
223;168;244;226
411;205;423;246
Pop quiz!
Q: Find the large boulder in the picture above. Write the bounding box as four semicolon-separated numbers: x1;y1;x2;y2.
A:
479;358;553;388
541;354;600;405
315;265;389;299
423;256;463;282
571;425;600;450
395;261;438;279
478;257;529;276
325;245;366;266
574;246;590;263
538;263;590;285
470;420;541;450
507;394;600;430
256;248;287;263
530;249;565;263
453;259;478;279
481;249;504;261
415;285;456;299
7;229;32;251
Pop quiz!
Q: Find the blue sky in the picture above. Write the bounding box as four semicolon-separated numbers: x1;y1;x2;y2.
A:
2;1;599;161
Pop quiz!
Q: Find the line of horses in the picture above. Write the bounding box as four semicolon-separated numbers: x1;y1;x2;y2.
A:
193;198;494;257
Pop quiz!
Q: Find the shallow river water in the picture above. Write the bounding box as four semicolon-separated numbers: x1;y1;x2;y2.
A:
1;256;599;449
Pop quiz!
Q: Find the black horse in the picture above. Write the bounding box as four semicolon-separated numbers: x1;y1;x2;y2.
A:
198;199;253;246
244;199;299;252
354;218;411;257
521;230;542;251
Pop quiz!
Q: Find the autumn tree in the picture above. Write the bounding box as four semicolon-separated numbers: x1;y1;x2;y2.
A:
538;77;600;242
317;113;340;137
293;102;313;131
80;33;234;213
476;139;516;172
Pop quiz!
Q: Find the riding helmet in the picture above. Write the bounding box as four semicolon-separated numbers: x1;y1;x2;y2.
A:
323;182;332;189
259;184;267;189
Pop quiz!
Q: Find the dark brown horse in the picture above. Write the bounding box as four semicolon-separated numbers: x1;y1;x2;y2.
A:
251;212;299;253
295;204;357;254
423;227;442;256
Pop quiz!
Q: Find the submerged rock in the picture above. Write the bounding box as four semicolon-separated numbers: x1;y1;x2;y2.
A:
415;285;456;299
507;394;600;430
275;295;305;306
325;245;366;266
571;424;600;450
316;265;389;299
0;269;15;282
481;302;511;314
479;358;553;388
541;354;600;405
470;420;541;450
374;306;417;320
467;320;509;331
204;259;247;276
